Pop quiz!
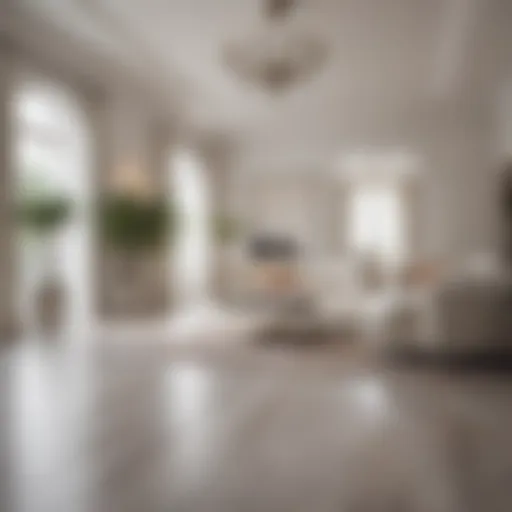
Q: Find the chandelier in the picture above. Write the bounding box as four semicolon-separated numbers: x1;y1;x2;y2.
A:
223;0;329;93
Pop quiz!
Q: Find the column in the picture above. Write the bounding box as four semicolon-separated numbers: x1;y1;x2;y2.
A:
83;88;112;321
0;42;18;341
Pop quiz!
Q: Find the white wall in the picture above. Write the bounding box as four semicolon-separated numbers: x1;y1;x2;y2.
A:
418;113;498;261
232;171;336;260
232;103;500;265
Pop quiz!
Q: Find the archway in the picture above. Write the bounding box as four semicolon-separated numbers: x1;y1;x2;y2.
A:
13;74;93;338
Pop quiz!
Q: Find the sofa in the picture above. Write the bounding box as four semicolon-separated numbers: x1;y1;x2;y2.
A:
379;255;512;354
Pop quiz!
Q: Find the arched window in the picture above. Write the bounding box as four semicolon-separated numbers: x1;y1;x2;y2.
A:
348;181;406;264
14;75;92;336
342;150;419;284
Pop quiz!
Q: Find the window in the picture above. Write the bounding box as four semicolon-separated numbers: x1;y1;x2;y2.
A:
348;181;406;264
14;80;92;333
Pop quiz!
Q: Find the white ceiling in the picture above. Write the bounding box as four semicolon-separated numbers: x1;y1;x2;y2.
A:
9;0;512;154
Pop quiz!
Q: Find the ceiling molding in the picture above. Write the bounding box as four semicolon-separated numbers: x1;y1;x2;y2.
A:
78;0;193;110
77;0;169;81
0;1;181;119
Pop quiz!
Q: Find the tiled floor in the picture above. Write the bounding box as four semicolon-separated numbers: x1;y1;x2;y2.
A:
1;338;512;512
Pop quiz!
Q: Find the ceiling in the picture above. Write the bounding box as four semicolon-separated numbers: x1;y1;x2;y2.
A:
5;0;512;155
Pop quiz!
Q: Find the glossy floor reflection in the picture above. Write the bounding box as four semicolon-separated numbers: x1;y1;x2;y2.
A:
1;339;512;512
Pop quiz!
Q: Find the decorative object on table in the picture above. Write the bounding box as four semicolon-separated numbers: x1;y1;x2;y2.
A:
223;0;329;93
17;192;72;335
99;194;176;316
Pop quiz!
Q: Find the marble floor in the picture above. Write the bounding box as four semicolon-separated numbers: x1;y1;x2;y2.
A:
1;338;512;512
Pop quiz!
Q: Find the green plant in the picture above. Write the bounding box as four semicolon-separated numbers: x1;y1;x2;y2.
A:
17;195;72;235
100;195;175;252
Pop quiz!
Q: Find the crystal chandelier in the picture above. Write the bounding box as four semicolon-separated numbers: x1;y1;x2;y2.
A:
223;0;329;92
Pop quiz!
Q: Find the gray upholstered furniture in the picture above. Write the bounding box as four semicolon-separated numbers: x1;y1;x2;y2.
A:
380;264;512;354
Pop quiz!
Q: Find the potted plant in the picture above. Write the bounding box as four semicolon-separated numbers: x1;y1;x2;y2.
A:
99;194;176;316
17;191;72;334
